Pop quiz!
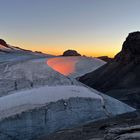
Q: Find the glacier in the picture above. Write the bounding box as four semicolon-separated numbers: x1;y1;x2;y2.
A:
0;47;135;140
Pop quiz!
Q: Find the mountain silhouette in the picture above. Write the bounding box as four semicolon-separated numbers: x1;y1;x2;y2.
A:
79;31;140;108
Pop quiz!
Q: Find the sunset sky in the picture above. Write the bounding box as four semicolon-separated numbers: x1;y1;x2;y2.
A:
0;0;140;57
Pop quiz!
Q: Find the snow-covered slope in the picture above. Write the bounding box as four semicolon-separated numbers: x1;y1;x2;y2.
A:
0;56;104;97
0;85;134;120
47;56;106;78
0;40;52;63
0;85;102;119
0;58;78;97
0;85;135;140
0;44;21;52
0;41;29;53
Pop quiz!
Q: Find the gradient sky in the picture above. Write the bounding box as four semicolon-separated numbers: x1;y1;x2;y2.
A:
0;0;140;57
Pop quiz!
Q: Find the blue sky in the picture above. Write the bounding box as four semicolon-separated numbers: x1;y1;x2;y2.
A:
0;0;140;56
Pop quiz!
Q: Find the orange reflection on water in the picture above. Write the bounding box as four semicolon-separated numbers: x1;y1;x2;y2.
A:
47;57;79;76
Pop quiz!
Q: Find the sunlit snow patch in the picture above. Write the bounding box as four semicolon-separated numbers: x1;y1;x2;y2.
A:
47;56;106;77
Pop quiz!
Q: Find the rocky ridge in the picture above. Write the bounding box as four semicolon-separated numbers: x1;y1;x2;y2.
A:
79;31;140;109
41;110;140;140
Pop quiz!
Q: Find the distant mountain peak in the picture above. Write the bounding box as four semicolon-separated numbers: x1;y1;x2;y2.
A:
62;50;81;56
0;39;32;53
127;31;140;40
115;31;140;63
0;39;9;48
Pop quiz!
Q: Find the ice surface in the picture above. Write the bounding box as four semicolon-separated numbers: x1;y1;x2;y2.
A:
0;85;103;119
0;55;135;140
47;56;106;77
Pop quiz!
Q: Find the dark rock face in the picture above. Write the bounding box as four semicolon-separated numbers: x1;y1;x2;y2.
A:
62;50;81;56
0;39;9;48
79;32;140;109
115;31;140;63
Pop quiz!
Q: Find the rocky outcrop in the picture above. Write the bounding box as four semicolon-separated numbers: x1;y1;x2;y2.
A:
97;56;112;62
105;125;140;140
41;110;140;140
79;32;140;109
62;50;81;56
0;39;9;48
114;31;140;63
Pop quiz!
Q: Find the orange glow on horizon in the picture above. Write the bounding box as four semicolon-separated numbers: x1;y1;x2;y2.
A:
42;49;117;58
5;38;121;58
26;43;121;58
33;46;118;58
